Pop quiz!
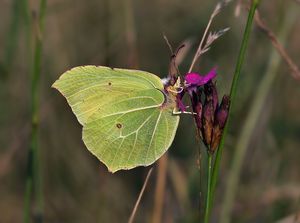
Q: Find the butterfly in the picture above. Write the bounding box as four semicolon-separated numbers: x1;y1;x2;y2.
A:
52;65;182;172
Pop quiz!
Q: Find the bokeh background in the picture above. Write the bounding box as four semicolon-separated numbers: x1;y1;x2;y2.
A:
0;0;299;222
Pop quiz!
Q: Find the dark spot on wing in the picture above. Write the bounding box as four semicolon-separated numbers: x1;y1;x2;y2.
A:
108;82;112;86
116;123;122;129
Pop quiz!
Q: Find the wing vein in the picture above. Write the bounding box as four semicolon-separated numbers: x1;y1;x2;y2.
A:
96;105;161;120
77;96;158;120
110;138;125;169
144;110;162;163
124;112;156;165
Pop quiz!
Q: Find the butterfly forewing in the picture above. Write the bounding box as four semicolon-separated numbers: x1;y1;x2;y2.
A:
53;65;179;172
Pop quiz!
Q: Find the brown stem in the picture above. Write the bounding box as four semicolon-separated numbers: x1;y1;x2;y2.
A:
254;10;300;80
128;168;153;223
151;155;168;223
188;14;214;73
124;0;139;68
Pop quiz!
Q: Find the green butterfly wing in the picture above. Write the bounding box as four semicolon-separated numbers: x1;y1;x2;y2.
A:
52;66;179;172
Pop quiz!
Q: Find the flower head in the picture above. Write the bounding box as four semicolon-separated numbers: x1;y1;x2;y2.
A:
184;68;217;98
185;68;217;88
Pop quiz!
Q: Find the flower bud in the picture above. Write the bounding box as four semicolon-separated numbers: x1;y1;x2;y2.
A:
204;80;218;113
210;95;230;153
201;81;219;147
215;95;230;129
202;94;213;146
202;100;214;146
191;89;202;130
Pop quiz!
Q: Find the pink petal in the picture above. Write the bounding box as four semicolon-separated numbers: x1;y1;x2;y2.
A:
185;68;217;86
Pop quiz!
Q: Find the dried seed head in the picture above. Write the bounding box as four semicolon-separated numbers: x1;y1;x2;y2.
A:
198;28;230;57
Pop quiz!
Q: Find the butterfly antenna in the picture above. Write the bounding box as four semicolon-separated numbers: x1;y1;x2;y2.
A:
174;43;185;77
163;34;174;55
163;34;187;87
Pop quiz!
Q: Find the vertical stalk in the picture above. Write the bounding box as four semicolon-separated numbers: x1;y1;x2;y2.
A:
24;150;33;223
151;155;168;223
219;6;298;223
124;0;139;69
128;168;153;223
2;0;22;78
204;153;213;223
23;1;33;221
24;0;47;222
209;0;260;211
103;0;111;66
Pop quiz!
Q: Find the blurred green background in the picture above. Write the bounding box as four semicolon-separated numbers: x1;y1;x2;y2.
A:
0;0;299;222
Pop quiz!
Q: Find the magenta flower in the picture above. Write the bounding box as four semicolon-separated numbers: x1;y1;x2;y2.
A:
176;67;230;154
185;68;217;88
176;68;217;112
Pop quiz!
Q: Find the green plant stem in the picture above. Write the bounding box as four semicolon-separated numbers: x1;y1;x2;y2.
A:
24;162;33;223
209;0;260;210
24;0;47;222
22;0;32;57
204;153;213;223
219;6;298;223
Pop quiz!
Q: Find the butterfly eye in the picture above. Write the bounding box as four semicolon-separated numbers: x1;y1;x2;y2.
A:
116;123;123;129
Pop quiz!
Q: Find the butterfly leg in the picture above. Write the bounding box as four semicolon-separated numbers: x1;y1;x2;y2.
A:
172;108;196;115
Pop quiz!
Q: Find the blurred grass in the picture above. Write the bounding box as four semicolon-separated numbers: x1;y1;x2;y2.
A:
220;4;299;223
0;0;299;222
0;0;22;79
24;0;47;222
210;1;260;221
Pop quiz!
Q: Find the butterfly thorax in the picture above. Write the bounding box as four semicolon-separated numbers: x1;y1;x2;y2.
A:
162;77;182;110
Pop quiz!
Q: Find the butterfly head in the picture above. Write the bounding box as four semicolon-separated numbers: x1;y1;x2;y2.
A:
164;76;183;96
